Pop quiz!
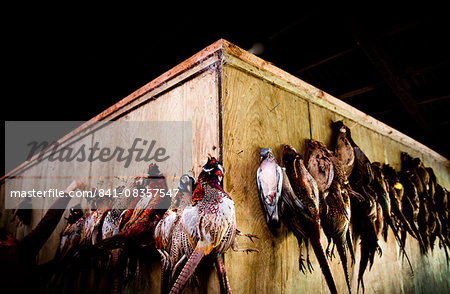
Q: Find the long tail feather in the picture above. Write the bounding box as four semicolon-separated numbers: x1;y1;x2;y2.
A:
386;216;414;275
169;245;208;294
311;237;338;294
215;256;232;294
357;243;369;294
347;229;355;264
336;239;351;293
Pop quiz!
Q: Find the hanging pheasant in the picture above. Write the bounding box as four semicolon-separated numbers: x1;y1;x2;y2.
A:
155;173;197;293
332;121;355;181
338;124;381;294
167;155;238;294
306;139;353;293
281;145;337;294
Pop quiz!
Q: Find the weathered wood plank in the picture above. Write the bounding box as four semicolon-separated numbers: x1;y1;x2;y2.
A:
222;60;449;293
222;64;314;294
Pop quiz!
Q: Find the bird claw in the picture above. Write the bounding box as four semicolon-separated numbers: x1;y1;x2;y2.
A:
376;245;383;257
299;257;306;274
244;248;260;254
236;229;259;243
234;247;259;254
299;255;310;274
307;258;314;273
326;245;335;260
245;234;259;243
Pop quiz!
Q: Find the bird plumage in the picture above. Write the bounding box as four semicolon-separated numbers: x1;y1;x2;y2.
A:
167;156;237;294
256;148;283;228
281;145;337;294
306;140;353;293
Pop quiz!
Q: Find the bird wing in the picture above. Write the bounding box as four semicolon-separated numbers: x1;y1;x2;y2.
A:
326;160;335;191
256;167;264;200
280;169;306;214
276;165;283;202
155;209;177;249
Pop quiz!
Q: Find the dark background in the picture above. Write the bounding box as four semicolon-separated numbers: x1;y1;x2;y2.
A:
3;3;449;166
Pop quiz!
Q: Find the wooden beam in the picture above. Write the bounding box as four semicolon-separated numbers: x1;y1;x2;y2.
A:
294;48;354;74
337;82;383;99
351;27;432;132
418;94;450;105
369;94;450;117
292;18;422;75
336;62;448;100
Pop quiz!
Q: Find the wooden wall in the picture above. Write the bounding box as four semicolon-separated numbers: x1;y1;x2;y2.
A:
2;39;449;293
221;49;450;294
1;61;222;293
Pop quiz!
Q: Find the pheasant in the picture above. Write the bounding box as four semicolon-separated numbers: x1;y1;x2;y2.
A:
371;162;413;273
371;162;394;241
401;153;432;202
167;156;237;294
256;148;283;229
305;140;334;195
434;184;450;262
94;164;171;290
305;140;334;255
399;170;427;254
340;126;381;294
65;204;84;225
331;121;355;180
322;166;353;293
98;163;170;250
281;145;337;294
382;164;417;240
426;167;439;251
306;139;353;293
401;154;434;253
155;174;197;293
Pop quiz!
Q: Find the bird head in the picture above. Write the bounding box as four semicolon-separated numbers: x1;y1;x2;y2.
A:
147;163;162;177
66;204;83;224
179;174;195;193
282;145;300;166
260;148;273;162
203;154;224;182
412;157;423;168
401;152;415;171
172;174;196;208
401;152;413;163
307;139;318;150
307;139;332;156
331;120;346;133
